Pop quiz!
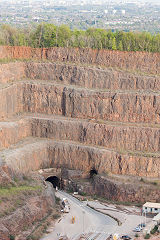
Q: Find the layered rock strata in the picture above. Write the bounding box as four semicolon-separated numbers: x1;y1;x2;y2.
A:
0;46;160;203
25;62;160;91
0;84;23;120
22;82;160;124
0;46;160;74
0;118;31;149
80;175;160;203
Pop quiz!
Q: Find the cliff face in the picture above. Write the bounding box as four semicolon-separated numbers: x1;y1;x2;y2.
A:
0;46;160;74
82;175;160;203
1;140;51;175
0;62;25;84
47;140;160;178
25;62;160;91
0;46;160;204
31;116;160;153
22;82;160;124
0;118;31;149
2;81;160;125
0;84;23;120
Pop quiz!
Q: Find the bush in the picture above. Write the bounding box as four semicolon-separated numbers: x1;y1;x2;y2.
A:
144;233;150;239
150;225;158;234
55;196;60;204
140;177;145;182
151;181;158;186
135;233;139;237
52;213;60;219
9;235;15;240
80;192;87;196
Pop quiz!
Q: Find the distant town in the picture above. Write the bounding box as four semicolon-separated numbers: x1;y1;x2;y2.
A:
1;0;160;33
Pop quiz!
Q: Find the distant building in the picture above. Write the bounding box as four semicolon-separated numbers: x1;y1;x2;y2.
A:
143;202;160;214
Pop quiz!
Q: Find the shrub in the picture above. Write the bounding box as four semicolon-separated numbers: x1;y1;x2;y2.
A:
144;233;150;239
9;235;15;240
80;192;87;196
151;181;158;186
55;196;60;204
140;177;145;182
150;225;158;234
135;233;139;237
52;213;60;219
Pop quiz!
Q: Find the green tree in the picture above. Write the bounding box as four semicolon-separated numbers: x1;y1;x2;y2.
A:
117;41;123;51
57;25;71;47
112;37;117;50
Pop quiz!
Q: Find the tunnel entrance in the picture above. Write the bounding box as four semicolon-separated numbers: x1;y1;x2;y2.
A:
46;176;60;188
90;169;98;178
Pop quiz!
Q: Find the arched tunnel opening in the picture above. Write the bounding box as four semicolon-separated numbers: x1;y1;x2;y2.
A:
45;176;60;189
90;169;98;178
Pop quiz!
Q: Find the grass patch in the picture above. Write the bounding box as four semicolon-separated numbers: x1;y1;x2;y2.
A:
0;185;42;198
0;175;43;217
0;58;32;64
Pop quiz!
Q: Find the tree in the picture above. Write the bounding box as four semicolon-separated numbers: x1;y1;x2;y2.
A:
57;25;71;47
118;41;123;51
30;23;57;48
112;37;117;50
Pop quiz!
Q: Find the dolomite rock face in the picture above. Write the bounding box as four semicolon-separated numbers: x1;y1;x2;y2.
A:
0;84;23;120
22;83;64;116
0;62;25;84
25;62;160;91
0;119;31;149
0;136;160;178
1;140;51;174
82;175;160;203
47;141;160;178
46;47;160;75
22;83;160;124
0;46;160;204
31;116;160;153
0;46;160;74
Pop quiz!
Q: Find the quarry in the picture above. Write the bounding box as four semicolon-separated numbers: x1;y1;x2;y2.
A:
0;46;160;239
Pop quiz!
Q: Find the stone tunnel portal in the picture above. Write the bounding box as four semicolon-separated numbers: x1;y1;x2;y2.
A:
46;176;60;188
90;169;98;178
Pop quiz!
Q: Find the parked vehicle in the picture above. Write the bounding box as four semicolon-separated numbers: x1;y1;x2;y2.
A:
138;223;146;228
64;205;70;213
61;198;70;213
133;226;142;232
121;236;132;240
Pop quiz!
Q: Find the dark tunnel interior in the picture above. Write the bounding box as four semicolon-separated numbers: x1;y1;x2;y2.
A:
45;176;60;188
90;169;98;178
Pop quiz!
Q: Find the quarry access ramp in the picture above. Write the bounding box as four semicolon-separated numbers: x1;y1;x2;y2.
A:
0;46;160;203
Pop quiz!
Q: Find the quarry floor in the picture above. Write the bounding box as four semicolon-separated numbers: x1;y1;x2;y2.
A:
41;191;152;240
41;190;117;240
